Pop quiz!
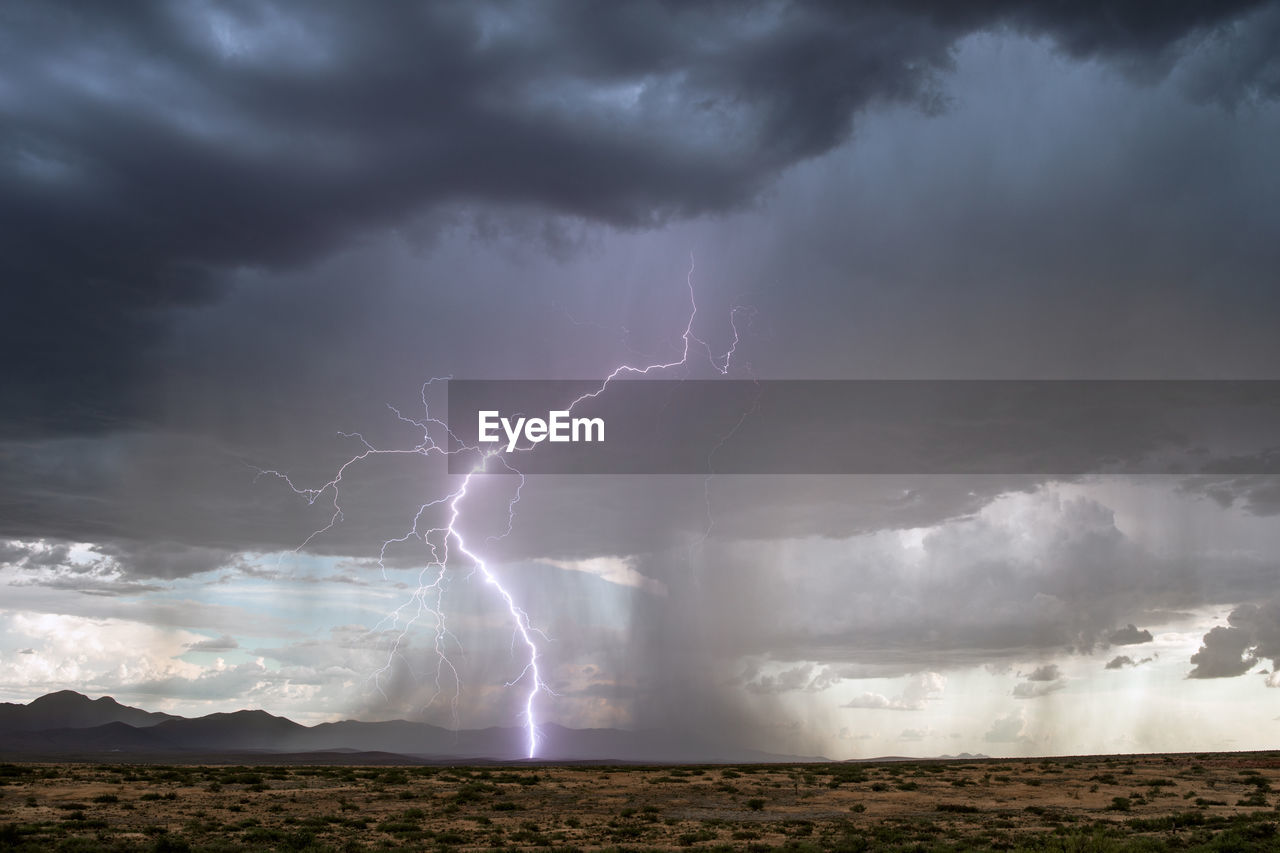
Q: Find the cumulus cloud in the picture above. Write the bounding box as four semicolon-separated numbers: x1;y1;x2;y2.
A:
2;536;235;584
118;657;338;706
0;542;31;564
843;672;946;711
537;556;667;596
21;544;74;568
185;634;240;652
984;710;1030;744
0;612;205;699
2;540;170;595
742;663;827;695
1105;655;1153;670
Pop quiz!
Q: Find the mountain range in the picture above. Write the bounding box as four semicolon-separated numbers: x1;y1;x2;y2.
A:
0;691;819;763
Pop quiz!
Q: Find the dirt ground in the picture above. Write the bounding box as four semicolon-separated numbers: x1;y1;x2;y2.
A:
2;752;1278;850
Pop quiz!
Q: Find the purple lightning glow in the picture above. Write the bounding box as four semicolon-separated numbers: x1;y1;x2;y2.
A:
256;256;748;758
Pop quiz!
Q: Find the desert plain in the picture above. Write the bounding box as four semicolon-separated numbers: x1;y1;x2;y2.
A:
2;752;1279;851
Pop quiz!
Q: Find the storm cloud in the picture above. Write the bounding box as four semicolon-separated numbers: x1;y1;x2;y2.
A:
1188;599;1280;679
3;0;1277;435
1108;624;1155;645
3;1;1280;756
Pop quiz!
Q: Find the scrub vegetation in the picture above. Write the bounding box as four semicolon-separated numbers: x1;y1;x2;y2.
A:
0;752;1278;851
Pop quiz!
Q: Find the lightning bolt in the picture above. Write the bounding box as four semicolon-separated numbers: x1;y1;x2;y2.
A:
255;254;748;758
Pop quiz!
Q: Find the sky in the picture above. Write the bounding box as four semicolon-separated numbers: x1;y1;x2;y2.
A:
2;0;1280;759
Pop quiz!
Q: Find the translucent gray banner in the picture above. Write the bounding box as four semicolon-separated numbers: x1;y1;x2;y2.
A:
446;380;1280;475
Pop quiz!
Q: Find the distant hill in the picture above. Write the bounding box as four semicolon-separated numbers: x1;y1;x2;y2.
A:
0;691;821;763
845;752;991;763
0;690;179;732
150;709;307;751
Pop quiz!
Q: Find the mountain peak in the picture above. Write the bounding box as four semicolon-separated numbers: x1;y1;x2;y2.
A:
3;690;177;732
228;708;290;720
30;689;96;705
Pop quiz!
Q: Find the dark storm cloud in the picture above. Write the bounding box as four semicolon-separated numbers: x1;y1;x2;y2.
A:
1172;2;1280;104
1012;680;1064;698
1188;625;1258;678
2;0;1273;436
1188;599;1280;679
1023;663;1060;682
91;541;238;580
889;0;1267;62
1012;663;1064;697
1105;654;1152;669
1107;624;1154;645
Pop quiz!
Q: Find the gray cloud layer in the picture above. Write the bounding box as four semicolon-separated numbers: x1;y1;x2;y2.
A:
3;0;1276;436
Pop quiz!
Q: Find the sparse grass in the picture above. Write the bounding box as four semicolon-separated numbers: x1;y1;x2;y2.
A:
0;753;1277;850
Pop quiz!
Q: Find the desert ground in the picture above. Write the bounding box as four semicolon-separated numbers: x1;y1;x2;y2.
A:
1;752;1278;851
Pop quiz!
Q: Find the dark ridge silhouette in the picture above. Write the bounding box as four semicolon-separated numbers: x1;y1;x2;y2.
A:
0;691;821;763
0;690;179;732
148;709;307;751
